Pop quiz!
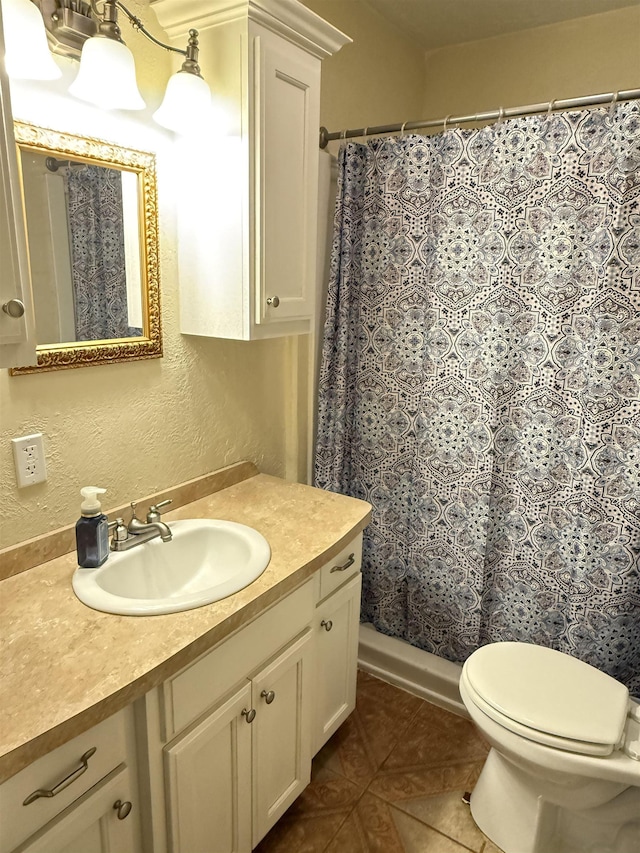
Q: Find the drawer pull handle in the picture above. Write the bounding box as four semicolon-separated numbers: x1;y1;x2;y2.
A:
113;799;132;820
261;689;276;704
321;619;333;632
242;707;256;723
23;747;97;805
330;553;355;573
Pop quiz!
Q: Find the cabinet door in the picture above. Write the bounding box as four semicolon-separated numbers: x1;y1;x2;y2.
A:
14;766;139;853
314;573;362;753
0;8;36;368
164;682;252;853
251;630;313;847
252;26;320;326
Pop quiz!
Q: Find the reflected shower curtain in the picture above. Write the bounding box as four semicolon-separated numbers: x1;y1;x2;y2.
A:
66;164;133;340
315;103;640;695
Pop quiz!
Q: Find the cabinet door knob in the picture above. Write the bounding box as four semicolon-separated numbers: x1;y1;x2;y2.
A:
241;707;256;723
266;296;280;308
113;799;132;820
23;747;97;805
2;299;25;318
260;689;276;704
321;619;333;632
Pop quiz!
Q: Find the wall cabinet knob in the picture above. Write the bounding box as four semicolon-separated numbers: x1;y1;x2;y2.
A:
241;707;256;723
2;299;25;318
113;800;132;820
266;296;280;307
260;689;276;704
321;619;333;632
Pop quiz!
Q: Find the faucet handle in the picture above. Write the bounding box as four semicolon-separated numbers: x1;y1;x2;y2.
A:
147;499;172;524
109;518;129;547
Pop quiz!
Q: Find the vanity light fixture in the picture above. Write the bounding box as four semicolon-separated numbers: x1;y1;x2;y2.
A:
2;0;212;132
1;0;61;79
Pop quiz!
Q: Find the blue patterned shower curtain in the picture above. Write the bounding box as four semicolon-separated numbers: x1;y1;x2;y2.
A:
315;103;640;696
66;164;137;340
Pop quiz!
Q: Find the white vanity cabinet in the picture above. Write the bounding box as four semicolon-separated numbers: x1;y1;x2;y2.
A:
0;709;141;853
151;0;350;340
0;9;36;369
139;579;316;853
313;536;363;753
163;630;313;852
138;533;363;853
1;531;364;853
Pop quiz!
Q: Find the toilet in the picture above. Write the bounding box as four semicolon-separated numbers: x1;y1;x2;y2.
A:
459;642;640;853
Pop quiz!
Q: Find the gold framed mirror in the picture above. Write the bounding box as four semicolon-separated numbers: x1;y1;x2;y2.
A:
10;122;161;375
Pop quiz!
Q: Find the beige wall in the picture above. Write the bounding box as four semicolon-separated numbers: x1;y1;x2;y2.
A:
0;1;297;548
3;2;637;549
301;0;426;131
422;6;640;119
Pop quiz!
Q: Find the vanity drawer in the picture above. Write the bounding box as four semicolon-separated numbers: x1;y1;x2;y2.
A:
318;533;363;602
162;579;315;739
0;709;130;853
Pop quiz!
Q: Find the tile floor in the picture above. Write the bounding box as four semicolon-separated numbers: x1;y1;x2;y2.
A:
256;670;503;853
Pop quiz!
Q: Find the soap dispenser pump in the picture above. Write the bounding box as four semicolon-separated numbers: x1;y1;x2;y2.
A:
76;486;109;568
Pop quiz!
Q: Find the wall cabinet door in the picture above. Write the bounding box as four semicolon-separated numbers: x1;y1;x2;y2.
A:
252;26;320;329
251;630;313;847
164;683;253;853
14;766;138;853
0;9;36;368
314;573;362;754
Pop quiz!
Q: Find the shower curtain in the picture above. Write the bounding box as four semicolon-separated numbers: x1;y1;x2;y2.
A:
66;164;137;340
315;102;640;696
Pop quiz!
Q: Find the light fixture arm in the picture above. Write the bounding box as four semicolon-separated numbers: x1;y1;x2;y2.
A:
89;0;202;76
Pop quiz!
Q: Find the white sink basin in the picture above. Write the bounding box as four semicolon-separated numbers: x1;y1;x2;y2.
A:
72;519;271;616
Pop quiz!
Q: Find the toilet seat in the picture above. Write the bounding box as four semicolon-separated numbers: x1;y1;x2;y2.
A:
462;643;630;757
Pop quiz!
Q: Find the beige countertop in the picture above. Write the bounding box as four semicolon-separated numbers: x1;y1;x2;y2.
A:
0;472;371;783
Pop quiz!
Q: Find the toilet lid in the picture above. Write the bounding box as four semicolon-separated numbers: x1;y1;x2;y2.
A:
464;643;629;747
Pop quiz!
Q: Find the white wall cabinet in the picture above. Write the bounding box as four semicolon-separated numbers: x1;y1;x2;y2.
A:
0;7;36;369
152;0;350;340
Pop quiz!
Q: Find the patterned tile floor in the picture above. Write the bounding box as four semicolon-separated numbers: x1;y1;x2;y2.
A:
256;670;504;853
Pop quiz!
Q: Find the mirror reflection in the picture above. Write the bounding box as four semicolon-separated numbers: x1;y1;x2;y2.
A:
20;150;144;345
11;122;162;375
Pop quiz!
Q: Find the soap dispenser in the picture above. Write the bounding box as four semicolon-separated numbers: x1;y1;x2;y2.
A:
76;486;109;568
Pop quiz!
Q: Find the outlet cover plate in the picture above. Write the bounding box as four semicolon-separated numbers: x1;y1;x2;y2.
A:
12;433;47;488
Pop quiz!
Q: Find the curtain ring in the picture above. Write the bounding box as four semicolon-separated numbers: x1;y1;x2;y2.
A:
609;91;619;117
497;106;505;124
362;127;369;140
443;114;451;132
546;98;556;118
400;121;408;137
340;129;347;140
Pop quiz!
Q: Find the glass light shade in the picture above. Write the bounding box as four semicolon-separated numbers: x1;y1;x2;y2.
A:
2;0;61;79
69;36;145;110
153;70;212;134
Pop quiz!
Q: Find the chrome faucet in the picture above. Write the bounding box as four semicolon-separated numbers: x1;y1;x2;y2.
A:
110;500;173;551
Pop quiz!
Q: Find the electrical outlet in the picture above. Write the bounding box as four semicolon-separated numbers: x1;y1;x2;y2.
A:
12;433;47;488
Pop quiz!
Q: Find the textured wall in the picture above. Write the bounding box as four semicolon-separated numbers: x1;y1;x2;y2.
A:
0;2;295;548
301;0;427;131
422;6;640;118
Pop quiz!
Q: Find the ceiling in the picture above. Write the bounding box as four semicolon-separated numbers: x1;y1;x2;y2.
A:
363;0;640;50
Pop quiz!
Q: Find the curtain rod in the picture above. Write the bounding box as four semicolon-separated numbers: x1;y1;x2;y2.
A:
318;88;640;148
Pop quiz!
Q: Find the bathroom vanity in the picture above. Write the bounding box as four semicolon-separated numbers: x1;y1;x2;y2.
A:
0;466;370;853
